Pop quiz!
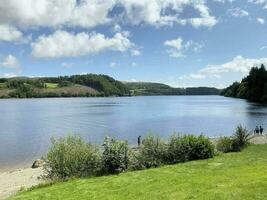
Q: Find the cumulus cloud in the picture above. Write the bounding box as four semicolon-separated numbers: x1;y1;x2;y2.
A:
31;30;138;58
0;24;23;42
164;37;204;58
0;55;20;69
0;0;114;28
119;0;217;28
0;0;217;29
179;56;267;80
228;8;249;17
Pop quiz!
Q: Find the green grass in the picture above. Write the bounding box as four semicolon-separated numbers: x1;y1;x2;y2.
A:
10;145;267;200
0;83;6;89
45;83;58;89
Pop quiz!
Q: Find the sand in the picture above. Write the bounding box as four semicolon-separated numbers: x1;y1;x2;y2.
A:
0;167;43;199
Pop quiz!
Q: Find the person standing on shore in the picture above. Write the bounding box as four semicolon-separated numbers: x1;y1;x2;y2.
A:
137;136;141;146
255;126;260;135
260;126;264;135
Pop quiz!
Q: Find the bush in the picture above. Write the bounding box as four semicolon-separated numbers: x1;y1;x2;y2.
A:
216;136;233;153
232;125;251;152
137;135;167;168
102;137;129;174
167;134;215;164
44;135;101;179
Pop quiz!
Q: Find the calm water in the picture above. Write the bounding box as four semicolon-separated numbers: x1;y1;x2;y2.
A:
0;96;267;171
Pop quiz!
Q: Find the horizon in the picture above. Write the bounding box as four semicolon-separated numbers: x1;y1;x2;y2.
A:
1;0;267;88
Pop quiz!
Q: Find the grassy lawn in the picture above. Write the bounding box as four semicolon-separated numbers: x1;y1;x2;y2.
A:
10;145;267;200
45;83;58;89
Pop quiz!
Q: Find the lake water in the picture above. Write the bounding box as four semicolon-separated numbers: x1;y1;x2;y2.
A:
0;96;267;171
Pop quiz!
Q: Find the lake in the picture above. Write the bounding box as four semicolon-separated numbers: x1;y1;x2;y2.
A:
0;96;267;171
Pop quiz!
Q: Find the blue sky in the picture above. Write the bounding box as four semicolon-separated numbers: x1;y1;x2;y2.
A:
1;0;267;88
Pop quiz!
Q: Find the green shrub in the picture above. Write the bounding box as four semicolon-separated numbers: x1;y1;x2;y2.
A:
137;135;167;168
44;135;101;179
102;137;129;174
167;134;215;164
232;125;251;152
216;136;234;153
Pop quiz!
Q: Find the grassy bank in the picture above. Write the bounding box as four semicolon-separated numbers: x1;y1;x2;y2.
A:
10;145;267;200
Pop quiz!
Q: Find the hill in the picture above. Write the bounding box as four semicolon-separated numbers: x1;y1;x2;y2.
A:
0;74;129;98
125;82;220;96
0;75;221;98
10;145;267;200
221;64;267;103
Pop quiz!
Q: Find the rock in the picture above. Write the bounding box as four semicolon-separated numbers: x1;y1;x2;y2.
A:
31;159;45;168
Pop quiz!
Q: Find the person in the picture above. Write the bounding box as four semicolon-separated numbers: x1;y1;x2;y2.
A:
260;126;264;135
137;136;141;146
255;126;260;135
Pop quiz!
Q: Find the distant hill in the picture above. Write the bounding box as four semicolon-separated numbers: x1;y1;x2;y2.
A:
221;64;267;103
124;82;221;96
0;74;129;98
0;74;221;98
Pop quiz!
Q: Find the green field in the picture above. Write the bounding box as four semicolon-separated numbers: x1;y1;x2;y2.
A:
0;83;6;89
10;145;267;200
45;83;59;89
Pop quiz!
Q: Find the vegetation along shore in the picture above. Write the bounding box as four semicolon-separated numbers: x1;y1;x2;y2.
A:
4;125;267;199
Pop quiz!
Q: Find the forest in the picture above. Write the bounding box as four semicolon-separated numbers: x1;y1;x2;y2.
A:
221;64;267;103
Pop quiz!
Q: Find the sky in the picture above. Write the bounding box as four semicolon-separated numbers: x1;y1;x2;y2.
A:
1;0;267;88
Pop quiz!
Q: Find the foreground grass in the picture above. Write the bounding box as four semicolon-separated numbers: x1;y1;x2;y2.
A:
10;145;267;200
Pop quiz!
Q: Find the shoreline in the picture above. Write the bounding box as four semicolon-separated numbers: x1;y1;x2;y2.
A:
0;167;43;200
1;135;266;199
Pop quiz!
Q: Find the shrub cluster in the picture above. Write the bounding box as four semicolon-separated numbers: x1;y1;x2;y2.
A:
44;136;101;179
216;125;251;153
44;134;215;180
167;134;215;164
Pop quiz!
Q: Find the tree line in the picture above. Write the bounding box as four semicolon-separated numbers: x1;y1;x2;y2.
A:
221;64;267;103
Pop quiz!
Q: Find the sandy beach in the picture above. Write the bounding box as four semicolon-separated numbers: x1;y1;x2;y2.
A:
0;167;43;200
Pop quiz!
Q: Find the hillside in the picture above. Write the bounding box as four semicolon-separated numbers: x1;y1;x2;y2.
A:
0;74;129;98
10;145;267;200
221;64;267;103
125;82;220;96
0;75;221;98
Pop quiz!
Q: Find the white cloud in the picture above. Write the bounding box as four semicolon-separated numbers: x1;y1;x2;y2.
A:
179;56;267;80
0;0;217;29
31;30;137;58
228;8;249;17
164;37;204;58
120;0;217;28
0;0;114;28
257;17;265;24
164;37;184;58
0;24;23;42
0;55;20;69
